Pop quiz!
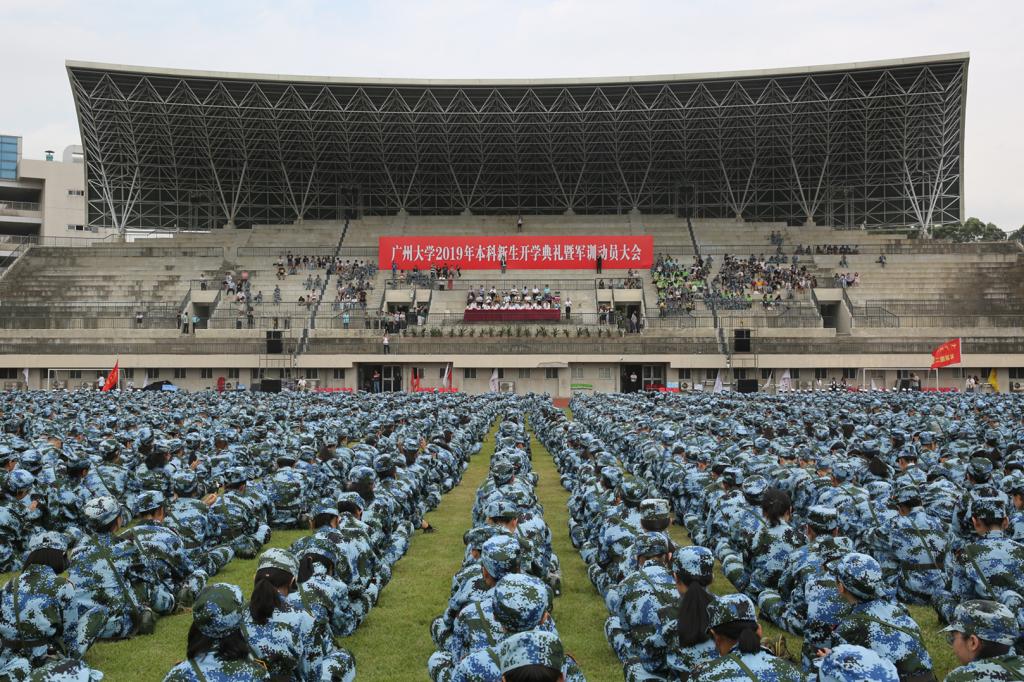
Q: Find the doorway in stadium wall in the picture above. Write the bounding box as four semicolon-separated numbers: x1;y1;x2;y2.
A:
358;364;403;392
620;364;666;392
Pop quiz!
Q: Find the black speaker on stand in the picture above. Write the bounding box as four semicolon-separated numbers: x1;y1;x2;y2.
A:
266;330;283;354
737;378;758;393
261;378;282;393
734;329;751;353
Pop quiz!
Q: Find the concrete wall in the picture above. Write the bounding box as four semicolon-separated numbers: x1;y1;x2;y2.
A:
17;157;96;239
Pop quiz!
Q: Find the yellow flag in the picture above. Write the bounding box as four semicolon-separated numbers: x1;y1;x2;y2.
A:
988;368;1000;393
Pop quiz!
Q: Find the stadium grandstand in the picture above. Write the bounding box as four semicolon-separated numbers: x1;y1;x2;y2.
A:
2;52;1023;396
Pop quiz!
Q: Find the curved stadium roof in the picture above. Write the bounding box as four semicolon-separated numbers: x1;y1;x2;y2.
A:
67;53;968;230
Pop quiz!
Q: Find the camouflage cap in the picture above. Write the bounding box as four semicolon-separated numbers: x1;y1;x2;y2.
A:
600;466;623;488
707;593;757;631
347;465;376;485
806;505;839;532
672;546;714;584
257;548;298;577
491;460;515;485
492;573;550;633
818;644;899;682
941;599;1019;646
741;475;768;501
192;583;245;639
372;455;395;474
968;457;994;481
313;503;340;518
721;466;744;486
497;630;565;675
892;483;922;506
834;552;885;601
635;531;672;559
485;495;519;521
618;479;648;504
639;498;671;523
481;535;521;580
28;530;69;554
463;525;501;550
970;488;1009;522
1001;471;1024;496
172;470;199;494
299;536;338;566
83;496;121;528
223;466;249;486
135;490;166;514
335;491;365;511
5;468;34;493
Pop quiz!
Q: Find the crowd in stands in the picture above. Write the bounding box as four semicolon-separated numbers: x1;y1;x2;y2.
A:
833;272;862;288
709;254;817;310
652;255;710;316
332;261;377;311
597;270;642;290
465;284;561;311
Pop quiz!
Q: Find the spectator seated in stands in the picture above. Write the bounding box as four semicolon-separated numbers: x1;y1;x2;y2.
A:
465;285;561;311
708;253;817;309
833;272;861;288
652;255;710;315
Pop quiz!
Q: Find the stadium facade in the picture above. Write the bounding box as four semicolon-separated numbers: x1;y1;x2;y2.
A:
67;54;968;231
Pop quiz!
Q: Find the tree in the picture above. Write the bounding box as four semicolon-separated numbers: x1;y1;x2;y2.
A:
931;217;1006;243
1008;225;1024;243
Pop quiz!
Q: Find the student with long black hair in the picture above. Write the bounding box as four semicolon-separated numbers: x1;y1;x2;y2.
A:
163;583;268;681
666;546;720;678
689;594;801;681
746;489;804;594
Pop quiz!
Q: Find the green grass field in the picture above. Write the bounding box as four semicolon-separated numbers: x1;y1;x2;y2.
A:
2;415;959;680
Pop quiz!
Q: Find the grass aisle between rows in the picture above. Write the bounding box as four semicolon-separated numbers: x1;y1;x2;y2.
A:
526;419;624;682
343;420;499;680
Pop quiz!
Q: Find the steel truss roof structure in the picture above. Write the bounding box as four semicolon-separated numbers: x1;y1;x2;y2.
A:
67;54;968;231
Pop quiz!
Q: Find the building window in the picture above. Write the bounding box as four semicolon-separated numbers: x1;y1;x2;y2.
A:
67;189;85;197
227;368;239;379
789;369;801;379
463;368;477;379
842;368;858;379
598;367;611;380
896;369;911;379
123;368;134;379
69;370;82;379
496;369;504;379
571;366;584;379
252;368;265;380
304;369;318;379
815;368;828;380
200;368;213;379
1009;368;1024;379
545;368;558;380
0;369;17;380
518;368;531;379
332;368;345;380
678;369;691;380
761;369;772;380
146;368;160;379
173;368;187;379
66;224;86;231
705;369;717;381
733;369;747;380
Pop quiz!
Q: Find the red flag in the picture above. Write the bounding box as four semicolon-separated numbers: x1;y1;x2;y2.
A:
101;361;119;392
930;338;961;369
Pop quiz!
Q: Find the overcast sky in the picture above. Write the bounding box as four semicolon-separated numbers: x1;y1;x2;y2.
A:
1;0;1021;229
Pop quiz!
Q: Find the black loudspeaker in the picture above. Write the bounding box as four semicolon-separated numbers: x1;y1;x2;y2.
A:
734;329;751;353
261;378;282;393
266;339;283;354
737;379;758;393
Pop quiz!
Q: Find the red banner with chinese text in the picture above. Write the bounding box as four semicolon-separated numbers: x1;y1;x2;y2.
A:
930;338;962;369
379;235;653;270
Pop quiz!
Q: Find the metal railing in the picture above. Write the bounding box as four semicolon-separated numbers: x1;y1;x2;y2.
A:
0;200;41;212
237;246;338;257
644;313;717;329
0;316;179;330
431;311;638;327
751;336;1024;355
304;337;723;355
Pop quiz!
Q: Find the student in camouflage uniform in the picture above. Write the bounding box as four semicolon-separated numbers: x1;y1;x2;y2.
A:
164;470;235;577
942;600;1024;682
68;496;159;640
830;552;935;681
242;549;355;682
163;583;269;681
210;468;271;560
0;470;36;573
689;593;801;682
0;532;103;682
